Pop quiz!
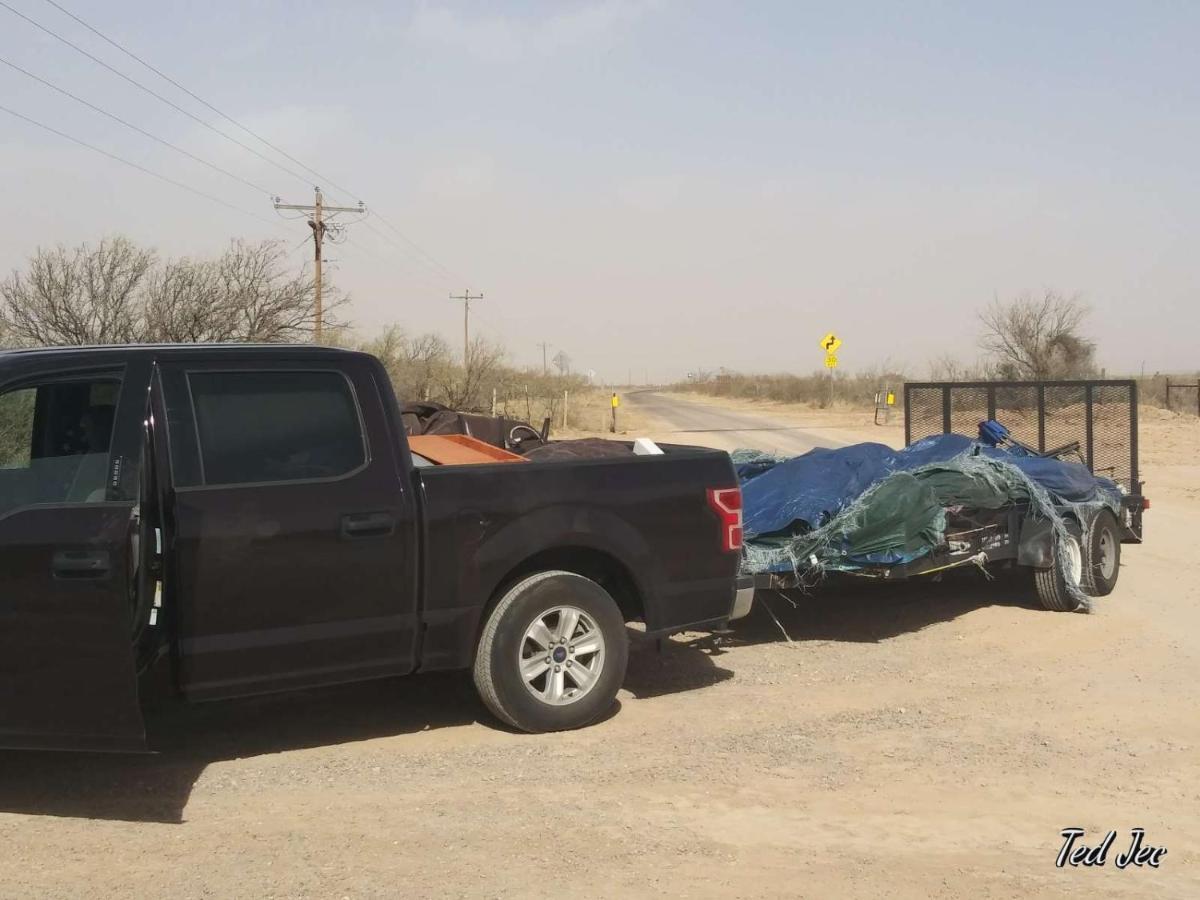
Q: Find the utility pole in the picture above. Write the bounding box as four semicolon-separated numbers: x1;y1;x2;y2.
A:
274;187;364;343
450;289;484;365
537;342;550;375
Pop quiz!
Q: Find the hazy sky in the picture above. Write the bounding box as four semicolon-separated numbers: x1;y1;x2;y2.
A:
2;1;1197;380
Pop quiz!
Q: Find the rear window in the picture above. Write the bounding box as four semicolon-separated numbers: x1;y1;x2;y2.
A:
187;371;365;486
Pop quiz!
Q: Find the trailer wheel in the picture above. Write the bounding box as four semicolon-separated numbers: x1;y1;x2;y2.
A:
1082;509;1121;597
473;571;628;733
1033;526;1085;612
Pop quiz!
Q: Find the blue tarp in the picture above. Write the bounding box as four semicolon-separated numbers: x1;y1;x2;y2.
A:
740;432;1119;541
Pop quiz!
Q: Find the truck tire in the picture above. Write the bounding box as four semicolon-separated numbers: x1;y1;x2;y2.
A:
473;571;629;733
1033;526;1085;612
1082;509;1121;597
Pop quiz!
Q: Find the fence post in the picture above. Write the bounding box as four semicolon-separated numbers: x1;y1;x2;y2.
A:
563;390;568;429
491;388;497;416
1084;383;1094;471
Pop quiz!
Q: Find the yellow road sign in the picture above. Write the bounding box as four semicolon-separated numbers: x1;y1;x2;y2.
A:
824;354;838;369
611;393;620;408
819;333;842;353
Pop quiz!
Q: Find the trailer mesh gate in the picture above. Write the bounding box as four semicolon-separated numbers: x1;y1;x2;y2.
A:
904;380;1140;493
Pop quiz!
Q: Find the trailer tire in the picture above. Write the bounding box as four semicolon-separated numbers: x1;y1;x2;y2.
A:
1033;526;1085;612
1082;509;1121;597
473;570;628;733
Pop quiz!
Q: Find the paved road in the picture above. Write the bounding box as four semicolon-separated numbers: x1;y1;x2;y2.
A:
626;391;850;455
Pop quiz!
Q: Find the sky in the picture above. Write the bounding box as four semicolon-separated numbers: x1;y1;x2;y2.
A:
1;0;1197;381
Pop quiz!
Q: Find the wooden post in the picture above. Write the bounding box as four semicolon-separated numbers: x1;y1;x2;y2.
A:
312;189;323;343
562;390;568;429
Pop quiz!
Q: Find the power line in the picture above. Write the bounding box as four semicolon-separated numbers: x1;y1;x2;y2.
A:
358;218;459;286
339;233;458;294
449;289;484;365
273;188;365;343
0;54;274;196
0;102;286;230
367;210;468;284
16;0;475;290
35;0;471;287
0;0;312;189
40;0;364;205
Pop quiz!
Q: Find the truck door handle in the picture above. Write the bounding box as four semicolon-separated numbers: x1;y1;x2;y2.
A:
52;550;112;580
340;512;396;539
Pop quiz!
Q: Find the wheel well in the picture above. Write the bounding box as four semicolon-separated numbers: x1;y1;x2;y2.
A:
489;547;646;624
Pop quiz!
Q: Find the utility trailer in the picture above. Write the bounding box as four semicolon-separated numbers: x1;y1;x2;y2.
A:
905;379;1145;542
749;380;1147;612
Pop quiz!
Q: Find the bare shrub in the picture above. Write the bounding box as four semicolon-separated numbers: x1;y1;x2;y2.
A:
927;354;999;381
361;324;594;426
978;290;1096;379
675;364;908;408
0;236;342;346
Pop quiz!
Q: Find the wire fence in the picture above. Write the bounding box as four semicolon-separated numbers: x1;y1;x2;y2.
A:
1164;377;1200;416
905;380;1139;491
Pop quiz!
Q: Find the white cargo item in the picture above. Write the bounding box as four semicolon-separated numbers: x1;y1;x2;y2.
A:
632;438;664;456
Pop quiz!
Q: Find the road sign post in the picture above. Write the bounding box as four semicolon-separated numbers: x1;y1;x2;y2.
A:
819;333;842;408
611;392;620;432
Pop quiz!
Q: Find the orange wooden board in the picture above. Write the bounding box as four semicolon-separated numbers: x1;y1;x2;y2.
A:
409;434;528;466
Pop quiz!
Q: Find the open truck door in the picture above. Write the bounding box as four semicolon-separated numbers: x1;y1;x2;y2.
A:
0;360;147;751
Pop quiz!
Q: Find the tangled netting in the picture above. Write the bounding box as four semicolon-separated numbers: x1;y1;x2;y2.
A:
740;448;1120;612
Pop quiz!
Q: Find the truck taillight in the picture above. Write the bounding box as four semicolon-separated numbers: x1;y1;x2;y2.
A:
707;487;743;552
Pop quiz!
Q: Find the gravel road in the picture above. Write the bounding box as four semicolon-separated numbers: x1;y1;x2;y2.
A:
1;397;1196;899
625;391;850;454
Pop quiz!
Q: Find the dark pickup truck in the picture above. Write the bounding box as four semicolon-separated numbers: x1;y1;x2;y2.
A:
0;344;752;752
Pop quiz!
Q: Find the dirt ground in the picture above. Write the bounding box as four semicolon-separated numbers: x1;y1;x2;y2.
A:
2;400;1198;898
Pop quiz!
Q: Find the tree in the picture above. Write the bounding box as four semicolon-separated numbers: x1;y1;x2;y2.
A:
978;290;1096;380
0;237;153;345
362;327;509;411
364;326;454;403
439;336;505;410
928;354;998;381
0;236;344;346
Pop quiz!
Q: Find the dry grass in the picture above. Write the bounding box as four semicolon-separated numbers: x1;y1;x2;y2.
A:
676;369;906;408
555;388;651;439
680;369;1198;413
669;388;1200;493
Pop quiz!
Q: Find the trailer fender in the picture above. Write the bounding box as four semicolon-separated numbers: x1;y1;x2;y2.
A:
1017;517;1055;569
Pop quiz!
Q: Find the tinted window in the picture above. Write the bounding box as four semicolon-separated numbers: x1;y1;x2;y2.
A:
0;387;35;469
0;377;121;514
188;371;365;486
